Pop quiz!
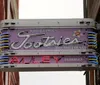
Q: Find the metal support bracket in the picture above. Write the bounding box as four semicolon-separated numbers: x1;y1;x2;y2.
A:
0;64;99;72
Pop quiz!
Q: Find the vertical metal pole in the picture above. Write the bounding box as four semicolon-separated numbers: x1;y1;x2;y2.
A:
7;0;11;19
10;0;18;19
83;0;88;18
2;72;4;85
5;72;8;85
86;71;90;85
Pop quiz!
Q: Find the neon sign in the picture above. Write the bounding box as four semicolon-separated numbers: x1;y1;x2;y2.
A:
11;31;81;49
6;28;88;50
9;56;88;64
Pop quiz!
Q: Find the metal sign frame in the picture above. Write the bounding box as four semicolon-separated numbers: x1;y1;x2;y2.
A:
0;19;98;71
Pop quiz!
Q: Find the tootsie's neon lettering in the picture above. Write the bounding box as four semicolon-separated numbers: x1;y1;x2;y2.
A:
11;31;82;49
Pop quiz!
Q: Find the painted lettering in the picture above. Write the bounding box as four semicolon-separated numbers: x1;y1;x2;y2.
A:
19;57;25;64
10;56;19;64
42;56;50;63
53;56;59;63
9;56;87;64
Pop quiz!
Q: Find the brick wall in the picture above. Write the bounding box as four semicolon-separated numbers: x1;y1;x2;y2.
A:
0;0;19;85
85;1;100;85
0;0;5;20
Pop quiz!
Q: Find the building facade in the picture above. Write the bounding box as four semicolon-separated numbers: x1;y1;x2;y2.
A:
0;0;19;85
84;0;100;21
84;0;100;85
